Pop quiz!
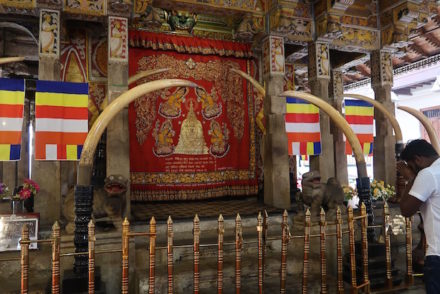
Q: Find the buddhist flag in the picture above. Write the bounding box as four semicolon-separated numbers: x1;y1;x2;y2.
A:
285;97;321;156
344;99;374;156
35;81;88;160
0;78;25;161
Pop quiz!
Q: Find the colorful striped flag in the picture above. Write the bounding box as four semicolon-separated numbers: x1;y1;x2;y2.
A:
285;97;321;156
0;78;25;161
35;81;88;160
344;99;374;156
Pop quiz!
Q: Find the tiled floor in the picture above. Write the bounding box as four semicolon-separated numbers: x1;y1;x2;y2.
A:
131;196;283;221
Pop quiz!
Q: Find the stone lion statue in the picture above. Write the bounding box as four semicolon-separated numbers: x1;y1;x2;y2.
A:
62;175;128;234
297;170;344;218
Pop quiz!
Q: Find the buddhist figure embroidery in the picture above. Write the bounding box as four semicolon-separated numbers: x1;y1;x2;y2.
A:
152;120;175;156
174;102;208;155
208;120;229;157
195;87;222;120
159;87;188;118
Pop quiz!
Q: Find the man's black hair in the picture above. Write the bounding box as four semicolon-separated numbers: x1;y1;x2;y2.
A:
400;139;439;162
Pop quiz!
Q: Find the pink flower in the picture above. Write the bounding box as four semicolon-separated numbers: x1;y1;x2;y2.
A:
23;179;40;194
19;188;32;200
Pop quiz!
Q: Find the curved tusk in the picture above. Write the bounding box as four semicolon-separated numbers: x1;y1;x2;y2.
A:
344;93;403;144
128;68;170;85
78;79;198;185
230;68;265;96
280;90;368;178
0;56;25;65
397;106;440;154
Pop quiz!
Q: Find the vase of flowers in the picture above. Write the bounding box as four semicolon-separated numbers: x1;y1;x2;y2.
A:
370;179;396;202
343;185;359;208
17;179;40;213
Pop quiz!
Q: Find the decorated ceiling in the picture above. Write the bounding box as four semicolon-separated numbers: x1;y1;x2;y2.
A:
2;0;440;90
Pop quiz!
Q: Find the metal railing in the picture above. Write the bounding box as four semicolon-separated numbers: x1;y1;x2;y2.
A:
0;202;417;293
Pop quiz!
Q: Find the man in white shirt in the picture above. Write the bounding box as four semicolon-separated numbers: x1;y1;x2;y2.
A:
397;139;440;294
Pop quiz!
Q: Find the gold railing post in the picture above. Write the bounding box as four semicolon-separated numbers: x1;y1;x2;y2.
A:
257;212;263;294
149;217;156;294
361;203;369;292
280;210;289;294
383;202;392;288
167;216;174;294
217;214;224;293
88;220;95;294
263;210;268;281
302;209;311;294
405;217;414;285
122;218;130;294
235;214;242;294
336;207;344;294
52;222;60;294
320;208;328;294
193;214;200;294
20;225;30;294
348;206;357;294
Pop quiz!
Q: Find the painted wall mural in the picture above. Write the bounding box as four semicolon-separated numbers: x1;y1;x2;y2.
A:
39;9;60;57
108;16;128;62
60;29;88;83
270;35;285;75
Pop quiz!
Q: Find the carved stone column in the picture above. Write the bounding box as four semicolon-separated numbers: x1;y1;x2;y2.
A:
33;9;61;226
330;70;348;185
308;41;335;182
371;50;396;185
262;35;290;209
107;16;130;218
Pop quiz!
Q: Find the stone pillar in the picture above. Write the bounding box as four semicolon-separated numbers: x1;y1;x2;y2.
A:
371;50;396;185
330;70;348;185
33;9;61;226
308;41;335;182
107;16;130;218
262;35;290;209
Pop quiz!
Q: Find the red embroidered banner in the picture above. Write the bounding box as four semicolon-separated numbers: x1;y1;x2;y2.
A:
129;47;258;201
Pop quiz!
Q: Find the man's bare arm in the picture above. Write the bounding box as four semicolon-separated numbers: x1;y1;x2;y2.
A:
400;178;424;217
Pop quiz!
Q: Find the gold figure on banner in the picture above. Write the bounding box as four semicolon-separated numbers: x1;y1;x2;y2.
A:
152;120;175;156
195;87;222;120
209;120;229;157
159;87;188;118
174;102;208;155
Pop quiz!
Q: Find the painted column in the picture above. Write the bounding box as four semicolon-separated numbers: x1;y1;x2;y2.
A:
107;16;130;218
371;50;396;185
330;70;348;185
34;9;61;226
308;41;335;182
262;35;290;209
